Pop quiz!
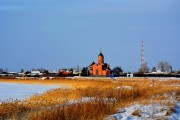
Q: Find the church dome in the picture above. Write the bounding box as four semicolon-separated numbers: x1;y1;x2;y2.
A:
98;49;104;64
98;52;104;57
98;49;104;58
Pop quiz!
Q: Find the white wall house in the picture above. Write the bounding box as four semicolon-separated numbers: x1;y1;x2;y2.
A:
31;71;43;76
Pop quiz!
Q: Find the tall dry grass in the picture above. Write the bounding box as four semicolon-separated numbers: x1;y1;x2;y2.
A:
0;78;180;120
30;99;116;120
0;99;30;120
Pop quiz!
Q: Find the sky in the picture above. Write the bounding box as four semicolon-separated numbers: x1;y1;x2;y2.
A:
0;0;180;72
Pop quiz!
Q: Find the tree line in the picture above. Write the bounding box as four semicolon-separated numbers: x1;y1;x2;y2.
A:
139;61;172;74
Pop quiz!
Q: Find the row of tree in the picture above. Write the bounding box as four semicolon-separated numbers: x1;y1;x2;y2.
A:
81;61;173;76
139;61;172;74
0;61;174;77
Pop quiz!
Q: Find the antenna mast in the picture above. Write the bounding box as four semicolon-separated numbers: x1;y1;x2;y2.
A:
141;41;145;67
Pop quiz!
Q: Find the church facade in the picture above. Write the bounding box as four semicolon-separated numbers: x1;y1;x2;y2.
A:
89;50;111;77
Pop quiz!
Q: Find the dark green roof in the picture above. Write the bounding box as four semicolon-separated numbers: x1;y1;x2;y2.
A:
98;52;104;57
90;61;95;66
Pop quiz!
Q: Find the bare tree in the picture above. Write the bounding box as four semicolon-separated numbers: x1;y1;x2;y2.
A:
151;67;156;72
157;61;171;72
139;62;149;74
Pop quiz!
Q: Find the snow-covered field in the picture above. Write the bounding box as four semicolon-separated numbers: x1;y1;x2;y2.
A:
0;78;179;119
106;102;180;120
67;76;180;81
0;82;59;101
106;99;180;120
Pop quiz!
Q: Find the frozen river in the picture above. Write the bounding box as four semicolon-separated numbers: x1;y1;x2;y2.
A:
0;82;59;101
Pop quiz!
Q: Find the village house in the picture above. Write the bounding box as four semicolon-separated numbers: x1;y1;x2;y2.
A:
89;50;111;77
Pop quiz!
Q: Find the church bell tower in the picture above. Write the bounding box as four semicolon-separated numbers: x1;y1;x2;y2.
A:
98;49;104;64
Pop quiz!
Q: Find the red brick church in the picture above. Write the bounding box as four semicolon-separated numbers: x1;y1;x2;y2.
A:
89;50;111;77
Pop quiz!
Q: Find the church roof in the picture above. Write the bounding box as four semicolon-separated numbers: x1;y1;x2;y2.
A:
90;61;95;66
98;49;104;57
98;52;104;57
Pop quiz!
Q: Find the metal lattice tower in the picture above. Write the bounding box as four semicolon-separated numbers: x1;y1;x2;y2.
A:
141;41;145;67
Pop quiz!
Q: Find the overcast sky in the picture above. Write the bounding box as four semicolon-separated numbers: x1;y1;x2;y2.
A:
1;0;180;72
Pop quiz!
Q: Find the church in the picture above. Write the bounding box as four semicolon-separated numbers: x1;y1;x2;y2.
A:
89;50;111;77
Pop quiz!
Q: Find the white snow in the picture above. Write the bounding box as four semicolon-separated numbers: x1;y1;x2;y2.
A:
169;102;180;120
113;104;140;119
66;97;116;105
115;86;133;90
148;77;180;81
106;101;180;120
0;82;60;102
66;97;95;104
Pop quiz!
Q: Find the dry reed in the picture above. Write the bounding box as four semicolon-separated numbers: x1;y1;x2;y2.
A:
0;78;179;120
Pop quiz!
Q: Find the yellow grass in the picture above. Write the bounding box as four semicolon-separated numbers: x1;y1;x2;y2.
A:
0;77;180;120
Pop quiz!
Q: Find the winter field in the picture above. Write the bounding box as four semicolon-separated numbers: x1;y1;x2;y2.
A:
0;82;60;101
0;77;180;120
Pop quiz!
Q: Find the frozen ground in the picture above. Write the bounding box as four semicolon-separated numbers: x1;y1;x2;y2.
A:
105;101;180;120
169;102;180;120
66;76;180;81
105;91;180;120
147;77;180;81
0;82;60;101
